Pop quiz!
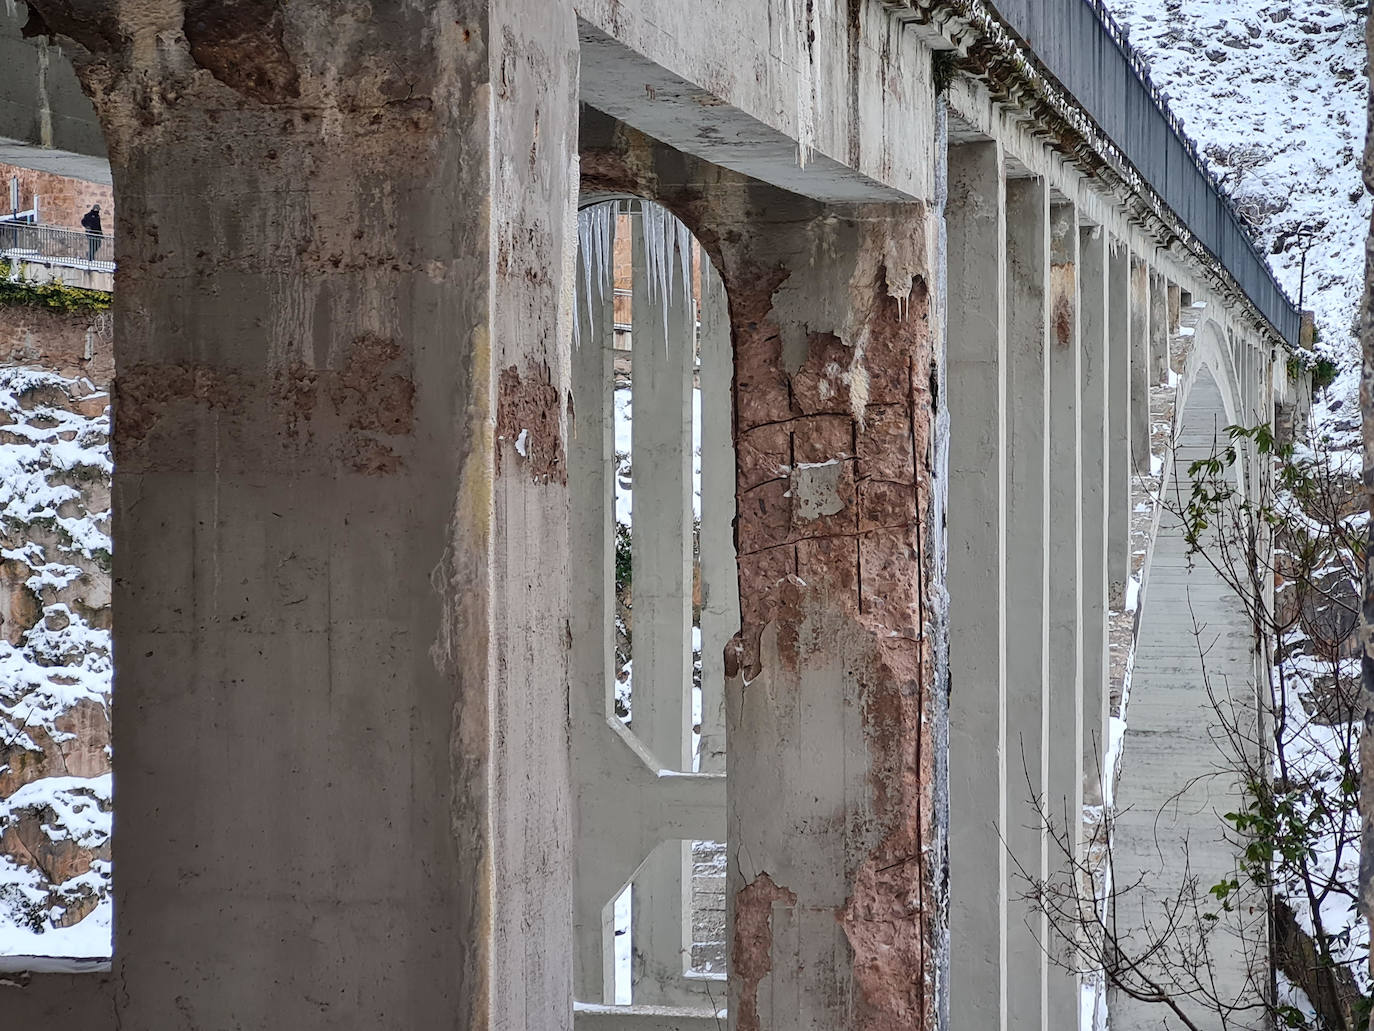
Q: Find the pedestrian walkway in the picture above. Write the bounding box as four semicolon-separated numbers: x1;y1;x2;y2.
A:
1109;365;1267;1030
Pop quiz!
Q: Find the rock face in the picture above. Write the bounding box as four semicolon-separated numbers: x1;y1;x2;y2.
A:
1108;0;1367;360
0;356;111;959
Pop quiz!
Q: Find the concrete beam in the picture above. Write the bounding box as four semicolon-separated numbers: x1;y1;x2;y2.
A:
1078;225;1109;808
571;211;620;1004
697;259;735;777
0;8;105;156
1149;269;1169;385
947;138;1007;1031
1047;200;1083;1025
1129;257;1151;472
1003;173;1049;1031
628;216;707;1006
1106;243;1131;606
578;19;916;204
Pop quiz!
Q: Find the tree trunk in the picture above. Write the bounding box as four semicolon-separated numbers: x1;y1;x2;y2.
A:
1360;10;1374;1029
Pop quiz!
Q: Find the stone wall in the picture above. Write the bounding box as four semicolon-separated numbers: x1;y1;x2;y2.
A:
0;306;111;385
0;161;113;230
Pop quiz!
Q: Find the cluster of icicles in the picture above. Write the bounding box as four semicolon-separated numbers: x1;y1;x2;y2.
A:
573;199;697;350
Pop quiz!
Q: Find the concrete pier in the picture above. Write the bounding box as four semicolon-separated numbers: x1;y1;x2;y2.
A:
1046;200;1084;1026
948;139;1008;1031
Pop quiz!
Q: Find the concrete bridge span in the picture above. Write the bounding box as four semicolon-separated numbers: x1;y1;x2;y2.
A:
0;1;1300;1029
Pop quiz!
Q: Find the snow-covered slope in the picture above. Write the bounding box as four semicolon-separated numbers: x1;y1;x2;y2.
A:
1107;0;1367;371
0;366;111;960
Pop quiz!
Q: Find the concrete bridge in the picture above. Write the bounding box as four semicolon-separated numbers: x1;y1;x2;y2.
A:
1;1;1303;1028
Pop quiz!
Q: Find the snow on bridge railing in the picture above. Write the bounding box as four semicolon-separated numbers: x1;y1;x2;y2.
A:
985;0;1302;346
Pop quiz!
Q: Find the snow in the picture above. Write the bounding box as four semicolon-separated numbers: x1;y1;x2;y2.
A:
1124;574;1141;613
0;366;111;959
1108;0;1367;366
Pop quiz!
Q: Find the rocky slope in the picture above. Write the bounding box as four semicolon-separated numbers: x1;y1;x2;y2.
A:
1105;1;1369;1019
1108;0;1367;369
0;364;111;960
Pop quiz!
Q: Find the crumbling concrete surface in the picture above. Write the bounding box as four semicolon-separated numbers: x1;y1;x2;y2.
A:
8;1;579;1028
583;111;942;1030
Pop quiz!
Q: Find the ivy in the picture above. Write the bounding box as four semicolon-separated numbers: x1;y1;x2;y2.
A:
0;261;111;316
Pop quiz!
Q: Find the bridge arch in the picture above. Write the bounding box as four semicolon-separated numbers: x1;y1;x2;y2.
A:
1180;316;1249;497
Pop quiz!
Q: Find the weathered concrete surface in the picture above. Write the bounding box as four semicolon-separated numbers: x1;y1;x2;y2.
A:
1003;173;1050;1031
1079;226;1109;808
1110;366;1265;1031
577;0;936;203
1045;200;1082;1026
947;138;1006;1031
0;7;103;156
1129;257;1151;472
582;113;943;1030
1106;244;1131;606
10;1;580;1027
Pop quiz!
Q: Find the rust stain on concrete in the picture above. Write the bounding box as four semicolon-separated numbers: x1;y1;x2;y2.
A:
182;0;301;103
733;871;797;1031
495;362;565;483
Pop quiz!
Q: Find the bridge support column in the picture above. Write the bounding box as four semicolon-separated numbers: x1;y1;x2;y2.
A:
1047;200;1083;1025
1129;257;1151;473
947;139;1008;1031
74;3;580;1027
1003;173;1049;1031
628;213;704;1007
1106;243;1131;606
1078;226;1109;807
1150;269;1169;385
580;114;943;1031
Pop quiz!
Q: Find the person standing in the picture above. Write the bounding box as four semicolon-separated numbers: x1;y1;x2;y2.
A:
81;204;102;262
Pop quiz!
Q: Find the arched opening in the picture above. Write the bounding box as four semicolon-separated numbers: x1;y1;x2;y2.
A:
568;197;734;1016
0;18;113;969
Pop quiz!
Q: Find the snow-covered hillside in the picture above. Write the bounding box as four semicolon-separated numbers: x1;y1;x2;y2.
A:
1101;4;1369;1023
1107;0;1368;373
0;366;111;960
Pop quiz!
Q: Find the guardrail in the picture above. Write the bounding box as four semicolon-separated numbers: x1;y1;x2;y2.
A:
986;0;1301;345
0;221;115;273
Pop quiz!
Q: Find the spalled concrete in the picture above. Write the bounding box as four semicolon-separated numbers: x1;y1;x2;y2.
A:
9;1;580;1027
0;2;1295;1027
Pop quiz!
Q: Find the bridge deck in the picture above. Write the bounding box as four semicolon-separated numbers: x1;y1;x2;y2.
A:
1110;366;1266;1029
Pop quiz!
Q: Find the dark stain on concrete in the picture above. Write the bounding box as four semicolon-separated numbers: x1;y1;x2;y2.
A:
183;0;300;104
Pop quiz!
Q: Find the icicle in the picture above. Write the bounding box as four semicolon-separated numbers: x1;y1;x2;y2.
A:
665;205;676;314
572;200;618;351
676;220;693;308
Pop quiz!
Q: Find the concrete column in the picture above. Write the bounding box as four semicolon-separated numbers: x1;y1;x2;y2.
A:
86;3;579;1027
1047;200;1083;1024
584;112;943;1031
1078;226;1109;806
1003;174;1049;1030
1129;257;1151;473
1106;243;1131;606
1167;281;1181;336
947;139;1007;1031
1150;268;1169;385
630;217;701;1005
697;258;735;776
571;212;619;1003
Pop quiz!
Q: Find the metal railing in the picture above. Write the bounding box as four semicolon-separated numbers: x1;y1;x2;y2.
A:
985;0;1301;345
0;221;115;273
